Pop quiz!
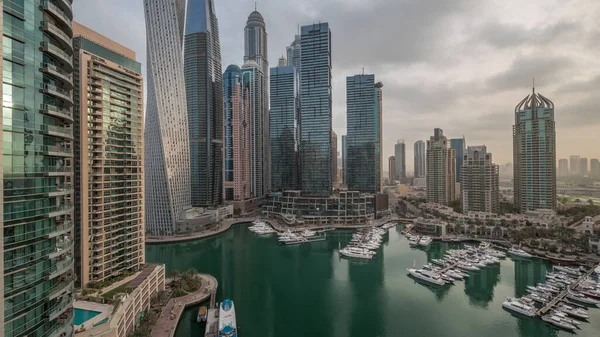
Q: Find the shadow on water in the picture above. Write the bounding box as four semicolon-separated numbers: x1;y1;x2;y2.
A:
464;264;501;308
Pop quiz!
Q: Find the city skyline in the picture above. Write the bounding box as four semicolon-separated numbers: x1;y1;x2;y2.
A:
74;0;600;171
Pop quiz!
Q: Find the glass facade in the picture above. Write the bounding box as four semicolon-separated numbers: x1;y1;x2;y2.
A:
2;0;75;336
394;140;405;179
414;140;426;178
185;0;223;207
299;22;332;197
73;34;144;287
269;65;298;192
450;137;466;182
346;74;382;193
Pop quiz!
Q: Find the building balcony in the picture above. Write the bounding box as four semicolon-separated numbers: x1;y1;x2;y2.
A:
41;144;72;158
49;280;74;301
47;294;73;321
40;0;73;36
55;0;73;20
40;103;73;123
41;21;73;54
46;256;73;280
46;203;73;218
40;62;73;89
40;42;73;72
40;83;73;106
44;167;73;178
47;221;73;239
41;124;73;140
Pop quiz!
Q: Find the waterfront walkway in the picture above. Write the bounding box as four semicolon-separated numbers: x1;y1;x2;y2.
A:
151;274;218;337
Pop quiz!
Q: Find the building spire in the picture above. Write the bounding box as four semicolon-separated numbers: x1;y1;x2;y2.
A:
255;1;257;11
532;78;535;95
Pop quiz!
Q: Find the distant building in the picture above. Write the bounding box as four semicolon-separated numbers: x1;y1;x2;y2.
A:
346;74;383;193
513;88;556;212
389;156;396;183
591;159;600;179
461;146;499;214
558;159;569;177
332;131;338;186
570;155;580;176
414;140;426;178
300;22;332;196
580;157;588;176
426;128;456;205
450;137;466;182
342;135;347;186
395;140;406;180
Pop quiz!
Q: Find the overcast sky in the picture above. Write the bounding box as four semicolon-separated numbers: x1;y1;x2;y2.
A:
74;0;600;173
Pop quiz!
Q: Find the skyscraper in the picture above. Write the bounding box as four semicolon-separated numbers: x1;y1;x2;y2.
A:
569;155;580;176
73;23;145;288
414;140;426;178
300;22;332;196
395;140;406;180
450;137;466;182
579;157;588;176
144;0;191;235
244;11;270;197
558;159;569;177
513;88;556;212
185;0;223;207
270;64;298;191
342;135;347;186
2;0;75;334
389;156;397;182
591;159;600;179
461;146;499;213
332;131;338;186
286;34;301;72
346;74;383;193
426;128;456;205
223;65;251;201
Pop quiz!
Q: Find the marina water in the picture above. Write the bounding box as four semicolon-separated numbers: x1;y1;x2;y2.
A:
146;224;600;337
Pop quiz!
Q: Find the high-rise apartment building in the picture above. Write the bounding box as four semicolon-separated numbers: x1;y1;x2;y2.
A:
414;140;426;178
270;65;298;191
389;156;397;182
346;74;383;193
185;0;223;207
513;88;556;212
341;135;347;186
395;140;406;180
569;155;580;176
591;159;600;179
558;159;569;177
461;146;499;213
144;0;192;235
450;137;466;182
244;11;270;197
73;23;145;288
223;65;251;201
300;22;332;196
579;157;588;176
426;129;456;205
2;0;75;335
332;131;338;186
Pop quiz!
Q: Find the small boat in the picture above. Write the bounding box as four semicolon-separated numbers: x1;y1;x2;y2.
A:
507;247;532;258
409;236;420;247
418;236;433;247
541;314;577;331
197;306;207;322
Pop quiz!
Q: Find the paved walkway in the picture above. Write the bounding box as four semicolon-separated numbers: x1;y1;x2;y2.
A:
151;274;218;337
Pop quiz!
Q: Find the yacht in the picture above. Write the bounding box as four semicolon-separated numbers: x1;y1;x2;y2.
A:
254;227;276;235
418;236;433;247
557;304;590;320
567;292;600;306
550;311;582;326
457;262;480;271
444;269;464;280
541;314;577;331
301;229;317;237
502;297;536;317
507;247;533;258
409;236;420;247
553;266;581;276
527;292;549;304
339;247;374;259
407;268;446;286
278;232;299;243
218;299;238;337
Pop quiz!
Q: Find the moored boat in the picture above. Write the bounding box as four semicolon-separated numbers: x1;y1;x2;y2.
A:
502;297;536;317
407;268;446;286
218;299;237;337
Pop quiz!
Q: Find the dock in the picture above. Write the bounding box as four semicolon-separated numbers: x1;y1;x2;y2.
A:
536;267;596;316
204;308;219;337
438;261;459;273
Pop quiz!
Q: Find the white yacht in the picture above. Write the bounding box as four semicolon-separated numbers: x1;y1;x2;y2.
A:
507;247;532;258
253;227;276;235
407;268;446;286
301;229;317;237
339;247;374;259
541;314;577;331
444;269;464;280
418;236;433;247
557;304;589;320
550;311;581;326
409;236;420;247
502;297;536;317
553;266;581;277
457;262;480;271
218;299;238;337
567;292;600;306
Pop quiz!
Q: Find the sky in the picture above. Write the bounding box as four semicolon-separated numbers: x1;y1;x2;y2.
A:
73;0;600;174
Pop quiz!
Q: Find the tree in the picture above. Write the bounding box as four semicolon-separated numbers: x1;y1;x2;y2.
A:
589;199;594;206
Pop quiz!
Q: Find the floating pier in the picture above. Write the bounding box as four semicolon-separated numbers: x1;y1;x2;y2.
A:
536;267;596;316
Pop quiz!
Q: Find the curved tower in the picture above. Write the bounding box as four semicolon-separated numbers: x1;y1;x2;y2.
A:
185;0;223;207
244;10;270;196
144;0;191;235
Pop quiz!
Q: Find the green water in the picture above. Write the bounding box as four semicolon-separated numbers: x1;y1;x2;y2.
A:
146;224;600;337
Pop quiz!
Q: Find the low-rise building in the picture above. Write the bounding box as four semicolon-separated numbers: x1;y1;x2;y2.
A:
589;238;600;254
413;217;447;236
175;205;234;234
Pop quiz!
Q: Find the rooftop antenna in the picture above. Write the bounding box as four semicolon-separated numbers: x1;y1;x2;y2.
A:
532;78;535;95
255;1;257;11
362;67;364;75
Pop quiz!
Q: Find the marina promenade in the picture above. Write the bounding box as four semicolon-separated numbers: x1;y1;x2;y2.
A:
151;274;218;337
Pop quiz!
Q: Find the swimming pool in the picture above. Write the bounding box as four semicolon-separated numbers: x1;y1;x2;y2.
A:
74;308;101;325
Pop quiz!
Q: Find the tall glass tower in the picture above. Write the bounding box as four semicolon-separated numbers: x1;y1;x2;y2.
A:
270;65;298;191
300;23;332;196
244;10;269;197
513;87;556;212
185;0;223;207
144;0;191;235
394;140;406;180
346;74;383;193
414;140;426;178
2;0;75;335
450;137;466;182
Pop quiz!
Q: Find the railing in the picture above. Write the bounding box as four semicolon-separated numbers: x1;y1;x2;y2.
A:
40;21;72;49
39;144;72;156
41;124;73;137
40;82;72;98
40;0;72;30
41;61;71;79
40;41;72;66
